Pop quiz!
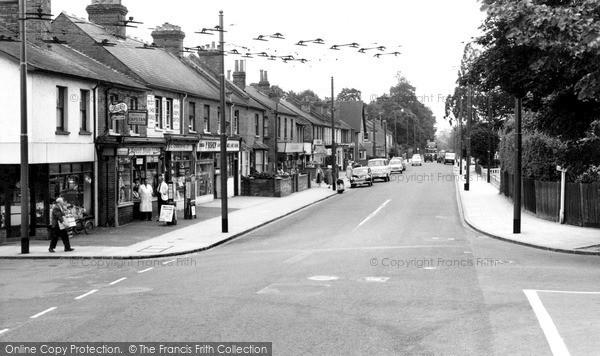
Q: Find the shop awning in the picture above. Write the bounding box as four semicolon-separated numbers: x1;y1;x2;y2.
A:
277;142;305;153
252;141;270;150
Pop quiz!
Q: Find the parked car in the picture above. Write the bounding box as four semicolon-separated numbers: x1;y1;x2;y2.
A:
444;152;456;165
411;154;422;166
350;167;373;187
389;158;404;173
367;158;391;182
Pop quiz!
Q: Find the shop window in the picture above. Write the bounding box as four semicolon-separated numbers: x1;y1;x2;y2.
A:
80;90;89;133
56;86;67;133
129;96;139;134
189;102;196;132
117;157;133;204
195;161;212;197
49;165;93;218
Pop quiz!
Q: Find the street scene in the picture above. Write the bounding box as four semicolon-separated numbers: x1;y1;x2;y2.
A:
1;0;600;355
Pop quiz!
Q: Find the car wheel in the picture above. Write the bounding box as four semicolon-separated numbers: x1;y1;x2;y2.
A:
351;184;356;188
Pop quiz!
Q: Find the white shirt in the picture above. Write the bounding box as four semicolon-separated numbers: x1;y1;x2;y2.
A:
158;181;168;200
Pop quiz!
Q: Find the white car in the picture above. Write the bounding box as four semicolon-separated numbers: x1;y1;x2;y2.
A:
367;158;391;182
411;154;423;166
389;158;404;173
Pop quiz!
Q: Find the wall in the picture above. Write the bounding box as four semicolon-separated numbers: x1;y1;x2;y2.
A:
0;61;95;164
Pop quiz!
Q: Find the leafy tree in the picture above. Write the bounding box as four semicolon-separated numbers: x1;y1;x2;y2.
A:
286;89;321;103
337;88;362;101
470;122;500;167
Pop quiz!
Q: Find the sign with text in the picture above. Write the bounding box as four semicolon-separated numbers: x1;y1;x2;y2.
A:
159;204;174;222
127;110;148;126
197;140;240;152
116;147;161;156
166;143;193;152
109;102;128;114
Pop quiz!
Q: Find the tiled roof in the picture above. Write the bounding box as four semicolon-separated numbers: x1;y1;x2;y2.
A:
66;15;220;100
244;86;297;116
0;41;146;90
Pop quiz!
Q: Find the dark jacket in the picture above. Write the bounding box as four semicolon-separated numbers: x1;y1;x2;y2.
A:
51;204;65;229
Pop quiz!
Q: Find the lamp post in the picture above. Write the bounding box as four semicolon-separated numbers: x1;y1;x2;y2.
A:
465;84;472;191
330;77;337;190
514;97;523;234
383;119;387;158
19;0;29;253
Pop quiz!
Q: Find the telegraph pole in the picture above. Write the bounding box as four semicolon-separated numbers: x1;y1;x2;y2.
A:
513;97;523;233
458;96;463;175
465;84;472;191
19;0;30;253
330;77;337;190
487;95;492;183
218;11;228;233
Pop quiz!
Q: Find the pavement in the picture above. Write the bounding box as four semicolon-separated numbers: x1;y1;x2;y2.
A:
0;185;337;259
455;162;600;255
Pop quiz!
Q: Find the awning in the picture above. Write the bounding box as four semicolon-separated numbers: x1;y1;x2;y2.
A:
241;141;252;151
277;142;305;153
252;141;270;150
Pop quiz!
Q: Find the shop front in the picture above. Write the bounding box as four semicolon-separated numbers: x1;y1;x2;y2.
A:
277;142;305;173
165;139;197;211
0;163;94;242
196;137;240;201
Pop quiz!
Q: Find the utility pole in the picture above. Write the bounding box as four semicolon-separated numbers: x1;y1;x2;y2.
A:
513;97;522;234
372;115;376;158
458;96;463;175
19;0;29;253
465;84;472;191
487;95;492;183
394;113;397;156
218;11;228;233
330;77;337;190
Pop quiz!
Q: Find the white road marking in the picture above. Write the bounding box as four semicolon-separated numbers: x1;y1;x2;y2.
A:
464;251;472;254
523;289;571;356
424;267;437;270
283;251;312;264
30;307;57;319
535;289;600;295
308;275;339;281
353;199;391;231
162;259;177;265
75;289;99;300
448;238;456;241
109;277;127;285
0;328;9;335
138;267;154;274
363;277;389;283
432;237;440;240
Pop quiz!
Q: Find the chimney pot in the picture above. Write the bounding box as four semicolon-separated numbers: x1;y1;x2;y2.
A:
235;60;239;72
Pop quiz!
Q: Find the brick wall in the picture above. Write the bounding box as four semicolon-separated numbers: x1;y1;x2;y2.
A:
0;0;50;44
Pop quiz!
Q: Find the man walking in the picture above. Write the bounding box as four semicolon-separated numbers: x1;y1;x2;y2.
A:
157;174;169;221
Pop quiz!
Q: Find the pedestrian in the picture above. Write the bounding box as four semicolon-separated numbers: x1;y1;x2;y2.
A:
157;174;168;220
49;197;73;252
325;166;333;188
346;162;353;180
316;165;323;187
138;178;154;221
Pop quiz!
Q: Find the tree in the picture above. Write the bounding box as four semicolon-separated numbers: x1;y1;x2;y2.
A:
286;89;321;103
337;88;362;101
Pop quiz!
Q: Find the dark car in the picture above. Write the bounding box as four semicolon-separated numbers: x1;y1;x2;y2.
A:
423;152;434;162
350;167;373;187
437;150;446;163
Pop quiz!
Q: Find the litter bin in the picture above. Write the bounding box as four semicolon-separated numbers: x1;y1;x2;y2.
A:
185;199;196;219
337;178;345;194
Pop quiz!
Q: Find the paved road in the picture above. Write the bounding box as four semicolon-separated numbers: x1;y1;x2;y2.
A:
2;163;600;355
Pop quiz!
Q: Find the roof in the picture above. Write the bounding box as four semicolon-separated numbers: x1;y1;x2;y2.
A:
244;86;297;116
280;98;327;126
62;14;220;100
338;101;364;132
0;41;146;90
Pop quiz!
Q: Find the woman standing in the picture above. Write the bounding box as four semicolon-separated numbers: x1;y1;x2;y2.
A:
49;197;73;252
138;178;154;221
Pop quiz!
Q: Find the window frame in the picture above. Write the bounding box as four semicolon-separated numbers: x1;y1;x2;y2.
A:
56;86;68;134
189;101;196;132
79;89;89;133
129;96;139;134
203;105;210;133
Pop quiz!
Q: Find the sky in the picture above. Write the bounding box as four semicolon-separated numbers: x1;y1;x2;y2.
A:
52;0;485;132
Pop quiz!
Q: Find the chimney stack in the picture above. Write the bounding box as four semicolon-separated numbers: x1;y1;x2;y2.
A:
232;59;246;89
257;69;270;92
86;0;128;38
0;0;51;46
151;22;185;57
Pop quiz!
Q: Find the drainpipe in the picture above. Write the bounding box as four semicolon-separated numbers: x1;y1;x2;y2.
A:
92;82;99;228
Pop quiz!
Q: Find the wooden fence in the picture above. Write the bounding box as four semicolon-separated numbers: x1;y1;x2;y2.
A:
500;170;600;227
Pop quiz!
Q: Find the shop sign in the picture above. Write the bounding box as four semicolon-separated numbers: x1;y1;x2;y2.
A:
197;140;240;152
109;102;128;114
166;143;193;152
286;143;305;153
127;110;148;126
313;139;323;146
303;143;313;155
117;147;161;156
111;114;126;121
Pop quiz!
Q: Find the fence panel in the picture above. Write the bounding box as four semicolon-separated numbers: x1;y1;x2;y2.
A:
535;181;560;222
564;183;582;226
522;178;536;214
581;184;600;227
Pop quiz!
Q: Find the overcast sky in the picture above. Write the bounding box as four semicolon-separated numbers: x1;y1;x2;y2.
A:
52;0;485;132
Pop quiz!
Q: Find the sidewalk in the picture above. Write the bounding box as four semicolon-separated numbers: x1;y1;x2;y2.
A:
455;164;600;255
0;186;337;259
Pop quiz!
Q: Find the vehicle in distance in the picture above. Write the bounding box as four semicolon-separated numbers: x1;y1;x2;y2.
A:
444;152;456;164
411;154;422;166
389;158;404;173
350;167;373;187
367;158;391;182
423;152;434;162
437;150;446;163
